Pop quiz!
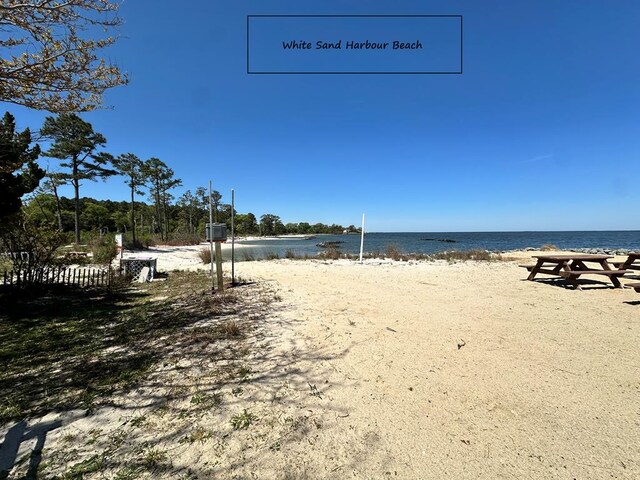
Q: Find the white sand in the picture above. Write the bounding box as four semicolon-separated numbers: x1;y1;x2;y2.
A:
5;248;639;479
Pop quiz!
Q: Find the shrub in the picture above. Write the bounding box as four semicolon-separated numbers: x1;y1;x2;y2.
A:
0;220;66;271
91;235;117;265
540;244;558;251
123;235;146;250
198;247;212;264
318;246;341;260
163;233;202;246
386;244;402;261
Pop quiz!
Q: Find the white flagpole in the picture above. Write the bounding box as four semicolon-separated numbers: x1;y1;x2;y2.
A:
359;213;365;264
209;180;215;292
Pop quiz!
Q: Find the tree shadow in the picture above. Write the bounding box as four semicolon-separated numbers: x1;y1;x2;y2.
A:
0;271;360;478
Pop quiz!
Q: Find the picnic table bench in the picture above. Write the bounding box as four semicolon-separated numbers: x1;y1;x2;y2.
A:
610;252;640;271
520;254;627;289
626;283;640;293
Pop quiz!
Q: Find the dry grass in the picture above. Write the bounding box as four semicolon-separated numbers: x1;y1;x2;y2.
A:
198;247;212;264
540;244;559;251
430;249;503;262
317;246;342;260
385;244;402;261
216;320;243;338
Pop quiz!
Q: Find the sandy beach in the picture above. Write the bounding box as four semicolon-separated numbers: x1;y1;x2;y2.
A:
3;248;639;479
229;252;640;478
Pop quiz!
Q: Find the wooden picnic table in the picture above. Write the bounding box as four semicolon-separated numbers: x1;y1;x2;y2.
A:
521;254;627;289
611;252;640;271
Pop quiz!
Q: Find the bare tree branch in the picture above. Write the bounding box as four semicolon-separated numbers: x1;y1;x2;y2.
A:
0;0;128;112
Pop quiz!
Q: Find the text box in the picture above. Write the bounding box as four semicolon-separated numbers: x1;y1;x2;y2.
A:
247;15;463;74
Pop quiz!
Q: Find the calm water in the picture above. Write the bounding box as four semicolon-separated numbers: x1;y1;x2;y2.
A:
224;231;640;260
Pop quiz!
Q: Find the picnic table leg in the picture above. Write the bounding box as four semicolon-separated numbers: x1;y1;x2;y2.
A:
560;262;582;290
600;260;623;288
527;260;544;280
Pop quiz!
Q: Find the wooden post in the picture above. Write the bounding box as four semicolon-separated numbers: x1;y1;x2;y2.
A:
209;181;215;293
215;242;224;292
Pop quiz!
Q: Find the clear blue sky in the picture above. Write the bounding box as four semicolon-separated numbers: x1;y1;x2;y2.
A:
5;0;639;231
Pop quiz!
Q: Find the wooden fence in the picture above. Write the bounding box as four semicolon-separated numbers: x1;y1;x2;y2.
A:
1;266;113;288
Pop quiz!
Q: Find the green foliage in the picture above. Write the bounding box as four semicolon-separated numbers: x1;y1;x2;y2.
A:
61;454;105;479
0;112;44;223
91;235;117;265
143;157;182;241
41;113;115;243
235;213;258;235
260;213;285;236
81;202;111;231
230;409;258;430
113;153;145;245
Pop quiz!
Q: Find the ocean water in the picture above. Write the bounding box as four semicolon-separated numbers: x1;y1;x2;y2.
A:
225;231;640;260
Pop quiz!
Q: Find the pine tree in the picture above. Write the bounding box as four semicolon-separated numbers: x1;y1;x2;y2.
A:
0;112;44;225
41;113;115;243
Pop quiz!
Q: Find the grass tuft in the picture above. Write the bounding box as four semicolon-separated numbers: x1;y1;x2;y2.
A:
230;409;258;430
216;320;242;338
198;248;212;264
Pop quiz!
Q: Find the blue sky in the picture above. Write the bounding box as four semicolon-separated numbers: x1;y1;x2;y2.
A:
5;0;640;231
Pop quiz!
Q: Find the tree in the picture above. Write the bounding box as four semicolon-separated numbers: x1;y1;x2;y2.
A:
0;112;44;225
80;202;109;231
260;214;283;237
42;172;66;231
298;222;311;234
211;190;222;222
143;158;181;241
285;223;299;234
41;113;115;243
177;189;207;235
0;0;128;112
235;213;258;236
113;153;145;246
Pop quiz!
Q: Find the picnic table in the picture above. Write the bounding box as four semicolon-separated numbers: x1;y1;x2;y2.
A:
611;252;640;272
521;254;627;289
